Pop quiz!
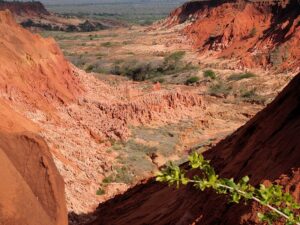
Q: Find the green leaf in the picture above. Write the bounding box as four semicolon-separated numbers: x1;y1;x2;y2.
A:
156;153;300;225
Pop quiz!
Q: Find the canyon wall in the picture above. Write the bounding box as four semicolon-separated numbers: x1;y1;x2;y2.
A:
0;10;70;225
0;10;82;110
163;0;300;71
0;131;67;225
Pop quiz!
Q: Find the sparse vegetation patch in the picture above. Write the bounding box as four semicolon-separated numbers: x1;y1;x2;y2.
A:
227;72;256;81
240;88;266;105
185;76;200;85
203;70;216;80
96;188;105;195
209;81;232;97
108;51;198;81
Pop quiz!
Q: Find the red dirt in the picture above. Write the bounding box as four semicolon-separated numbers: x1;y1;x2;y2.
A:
87;72;300;225
163;0;300;71
0;10;69;225
0;132;67;225
0;10;82;112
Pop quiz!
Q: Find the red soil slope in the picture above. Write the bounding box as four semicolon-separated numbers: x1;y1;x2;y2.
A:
0;131;67;225
164;0;300;71
87;72;300;225
0;10;81;110
0;99;39;133
0;10;69;225
0;1;50;17
0;98;67;225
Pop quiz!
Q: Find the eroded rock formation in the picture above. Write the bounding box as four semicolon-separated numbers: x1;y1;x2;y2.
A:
163;0;300;71
0;89;67;225
0;9;82;110
0;131;68;225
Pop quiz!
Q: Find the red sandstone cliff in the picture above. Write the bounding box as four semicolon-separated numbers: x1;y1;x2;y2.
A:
0;131;68;225
163;0;300;71
0;10;71;225
87;72;300;224
0;10;82;110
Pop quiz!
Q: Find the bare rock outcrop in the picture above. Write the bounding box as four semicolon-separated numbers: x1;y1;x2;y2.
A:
0;10;71;224
0;132;67;225
0;100;67;225
163;0;300;71
0;10;82;110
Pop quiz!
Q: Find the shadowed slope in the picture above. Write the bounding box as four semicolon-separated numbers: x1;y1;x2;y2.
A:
0;1;50;17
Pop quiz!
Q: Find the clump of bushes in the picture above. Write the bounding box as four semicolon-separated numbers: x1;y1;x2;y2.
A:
164;51;185;64
249;27;257;38
185;76;200;85
227;72;256;81
102;166;134;185
240;88;266;105
85;64;94;73
101;42;117;47
209;81;232;97
203;70;216;80
109;51;198;82
96;188;105;195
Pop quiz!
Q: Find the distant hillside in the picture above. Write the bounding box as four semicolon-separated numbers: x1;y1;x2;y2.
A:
0;1;50;16
4;0;186;5
44;0;186;25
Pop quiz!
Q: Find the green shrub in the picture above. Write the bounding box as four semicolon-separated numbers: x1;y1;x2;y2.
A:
240;88;266;105
227;72;256;81
241;89;256;98
156;152;300;225
95;53;107;58
209;81;232;97
164;51;186;64
114;166;134;184
203;70;216;79
108;52;197;82
249;27;257;38
101;42;116;47
85;64;94;73
124;62;152;81
102;175;114;184
96;188;105;195
185;76;200;85
101;166;134;185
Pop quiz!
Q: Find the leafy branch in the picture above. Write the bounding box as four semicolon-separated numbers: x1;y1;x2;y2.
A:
156;152;300;225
